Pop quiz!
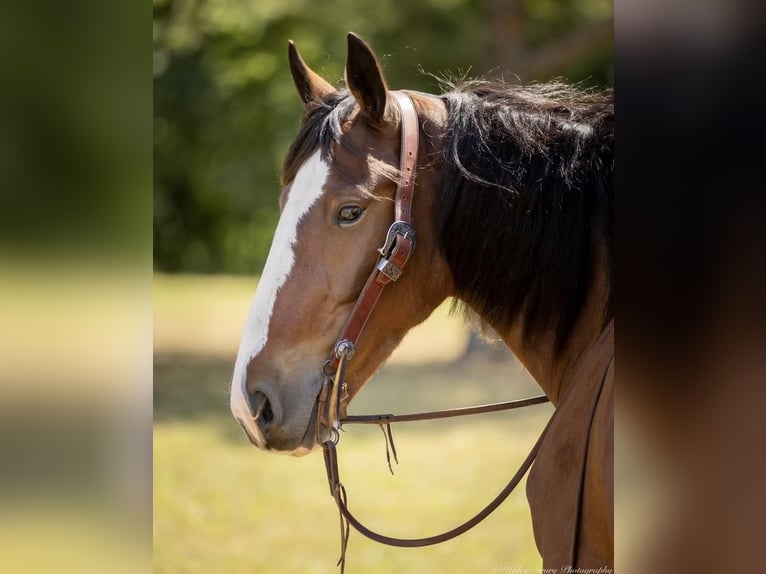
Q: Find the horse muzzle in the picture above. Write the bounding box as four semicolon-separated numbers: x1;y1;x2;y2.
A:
230;371;326;455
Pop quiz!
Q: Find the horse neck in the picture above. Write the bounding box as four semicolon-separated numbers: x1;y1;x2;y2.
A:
495;243;611;405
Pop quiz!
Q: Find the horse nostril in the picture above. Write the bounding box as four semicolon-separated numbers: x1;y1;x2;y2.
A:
249;390;274;427
261;398;274;425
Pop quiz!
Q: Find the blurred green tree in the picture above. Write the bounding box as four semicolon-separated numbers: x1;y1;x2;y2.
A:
153;0;612;273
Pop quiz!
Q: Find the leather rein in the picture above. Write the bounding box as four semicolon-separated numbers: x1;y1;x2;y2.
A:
315;92;552;572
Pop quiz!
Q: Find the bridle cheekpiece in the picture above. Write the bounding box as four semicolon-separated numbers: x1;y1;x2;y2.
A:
316;91;420;439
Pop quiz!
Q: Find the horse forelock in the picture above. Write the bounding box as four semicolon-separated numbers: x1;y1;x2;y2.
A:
281;92;348;186
435;80;614;353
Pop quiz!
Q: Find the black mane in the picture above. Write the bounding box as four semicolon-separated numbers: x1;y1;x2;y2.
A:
282;80;614;353
437;81;613;352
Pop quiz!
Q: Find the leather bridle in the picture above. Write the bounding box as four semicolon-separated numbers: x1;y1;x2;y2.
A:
314;91;553;572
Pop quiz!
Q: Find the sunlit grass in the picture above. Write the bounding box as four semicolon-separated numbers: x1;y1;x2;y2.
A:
154;417;548;573
154;273;549;573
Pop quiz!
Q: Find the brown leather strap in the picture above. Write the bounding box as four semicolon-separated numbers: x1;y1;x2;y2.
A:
392;92;418;223
324;414;550;549
342;395;550;424
318;349;362;443
323;340;613;569
328;234;413;368
327;92;419;371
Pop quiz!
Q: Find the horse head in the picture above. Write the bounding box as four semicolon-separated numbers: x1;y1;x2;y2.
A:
230;33;452;454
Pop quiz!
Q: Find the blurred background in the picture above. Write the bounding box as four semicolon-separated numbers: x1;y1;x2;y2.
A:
153;0;613;275
2;0;764;571
153;1;612;572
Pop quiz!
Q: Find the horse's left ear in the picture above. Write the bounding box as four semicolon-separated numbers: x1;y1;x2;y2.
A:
345;32;388;122
288;40;335;105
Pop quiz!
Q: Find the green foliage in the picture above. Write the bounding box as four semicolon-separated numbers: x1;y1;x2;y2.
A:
523;0;612;45
154;0;613;273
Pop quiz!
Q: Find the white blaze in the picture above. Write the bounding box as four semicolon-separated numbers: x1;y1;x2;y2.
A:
230;150;329;433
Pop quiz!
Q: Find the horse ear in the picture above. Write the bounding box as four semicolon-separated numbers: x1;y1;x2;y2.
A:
288;40;335;105
345;32;388;122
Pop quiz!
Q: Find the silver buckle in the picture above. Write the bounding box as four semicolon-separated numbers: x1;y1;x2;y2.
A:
377;221;416;258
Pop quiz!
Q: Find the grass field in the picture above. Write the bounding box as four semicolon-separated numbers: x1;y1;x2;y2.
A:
154;274;551;573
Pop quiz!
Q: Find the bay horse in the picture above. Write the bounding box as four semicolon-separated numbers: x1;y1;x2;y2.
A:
230;33;614;571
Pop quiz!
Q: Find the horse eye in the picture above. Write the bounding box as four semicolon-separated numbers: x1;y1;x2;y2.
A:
337;205;363;225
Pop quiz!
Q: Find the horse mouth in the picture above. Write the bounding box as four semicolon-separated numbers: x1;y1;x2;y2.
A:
292;394;329;457
236;374;345;456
